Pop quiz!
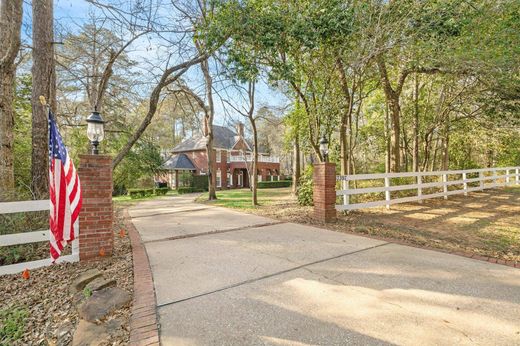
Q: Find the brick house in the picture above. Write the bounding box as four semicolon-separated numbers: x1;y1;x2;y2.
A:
161;123;281;189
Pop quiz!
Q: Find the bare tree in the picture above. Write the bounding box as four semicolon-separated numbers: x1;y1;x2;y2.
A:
224;82;258;205
168;62;219;201
0;0;23;199
31;0;56;198
112;53;208;168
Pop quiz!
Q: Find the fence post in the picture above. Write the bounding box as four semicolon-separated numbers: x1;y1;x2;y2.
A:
417;174;423;203
442;174;448;199
384;177;391;209
493;170;497;187
506;169;510;186
313;162;336;222
479;171;484;190
462;172;467;196
78;155;114;261
516;168;519;185
342;179;349;207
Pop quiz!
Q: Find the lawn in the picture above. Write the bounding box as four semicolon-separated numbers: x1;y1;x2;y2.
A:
197;187;294;209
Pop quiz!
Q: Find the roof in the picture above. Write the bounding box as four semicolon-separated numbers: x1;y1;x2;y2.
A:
161;153;196;171
172;125;269;153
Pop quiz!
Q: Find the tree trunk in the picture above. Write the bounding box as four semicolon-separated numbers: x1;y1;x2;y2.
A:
431;135;440;171
384;103;390;173
0;0;23;200
200;58;217;200
388;98;401;172
250;118;258;206
292;132;300;195
441;119;450;170
377;56;404;172
412;74;420;172
31;0;55;198
335;57;353;176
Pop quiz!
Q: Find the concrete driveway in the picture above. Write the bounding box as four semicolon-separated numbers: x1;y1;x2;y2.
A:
129;194;520;346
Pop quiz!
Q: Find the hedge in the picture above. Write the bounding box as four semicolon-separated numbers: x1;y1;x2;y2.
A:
257;180;292;189
128;188;168;198
177;187;205;194
154;187;169;196
192;175;209;191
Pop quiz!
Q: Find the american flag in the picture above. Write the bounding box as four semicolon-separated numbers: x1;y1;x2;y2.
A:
48;109;82;261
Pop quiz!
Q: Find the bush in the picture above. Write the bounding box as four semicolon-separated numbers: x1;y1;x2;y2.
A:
257;180;292;189
154;187;169;196
192;175;209;191
297;166;314;206
127;188;153;198
127;189;145;199
177;187;204;194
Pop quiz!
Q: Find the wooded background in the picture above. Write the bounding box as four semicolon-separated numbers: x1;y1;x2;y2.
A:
0;0;518;201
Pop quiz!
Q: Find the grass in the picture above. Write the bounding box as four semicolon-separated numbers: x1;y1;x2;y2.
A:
112;189;178;205
197;187;294;209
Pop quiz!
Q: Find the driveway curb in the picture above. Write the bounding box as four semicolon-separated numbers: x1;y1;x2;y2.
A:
124;209;160;346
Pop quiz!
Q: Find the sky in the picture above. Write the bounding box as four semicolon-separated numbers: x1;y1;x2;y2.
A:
29;0;289;128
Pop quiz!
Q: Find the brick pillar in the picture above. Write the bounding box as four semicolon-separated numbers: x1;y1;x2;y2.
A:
78;155;113;261
313;162;337;222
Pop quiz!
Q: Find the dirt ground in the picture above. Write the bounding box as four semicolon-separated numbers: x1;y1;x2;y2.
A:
244;187;520;264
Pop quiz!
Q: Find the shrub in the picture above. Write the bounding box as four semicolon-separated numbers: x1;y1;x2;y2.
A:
143;189;154;197
177;187;204;194
297;166;314;206
257;180;292;189
154;187;169;196
192;175;209;191
127;189;145;199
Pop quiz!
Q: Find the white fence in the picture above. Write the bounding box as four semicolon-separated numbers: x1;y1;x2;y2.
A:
336;167;520;211
229;155;280;163
0;200;79;275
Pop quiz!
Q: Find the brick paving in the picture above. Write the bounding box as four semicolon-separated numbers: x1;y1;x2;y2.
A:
125;209;160;346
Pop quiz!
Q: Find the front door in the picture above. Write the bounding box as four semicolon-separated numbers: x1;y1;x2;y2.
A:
238;171;243;187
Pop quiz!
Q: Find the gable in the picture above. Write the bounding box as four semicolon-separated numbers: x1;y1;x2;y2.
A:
231;137;251;151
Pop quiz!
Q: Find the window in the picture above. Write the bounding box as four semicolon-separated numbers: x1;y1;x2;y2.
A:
216;150;221;163
227;172;231;187
216;169;222;188
258;175;262;182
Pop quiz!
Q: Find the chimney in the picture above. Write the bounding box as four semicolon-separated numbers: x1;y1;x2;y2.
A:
236;122;244;137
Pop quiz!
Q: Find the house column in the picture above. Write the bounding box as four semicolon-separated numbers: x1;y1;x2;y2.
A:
175;170;179;189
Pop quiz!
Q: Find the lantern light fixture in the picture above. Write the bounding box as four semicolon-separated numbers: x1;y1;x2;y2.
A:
319;134;329;162
86;111;105;155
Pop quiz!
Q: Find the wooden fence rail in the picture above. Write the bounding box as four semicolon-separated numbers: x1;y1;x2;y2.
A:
0;199;79;275
336;167;520;211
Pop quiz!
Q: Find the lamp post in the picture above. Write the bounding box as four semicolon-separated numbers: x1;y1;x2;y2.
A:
86;111;105;155
319;134;329;162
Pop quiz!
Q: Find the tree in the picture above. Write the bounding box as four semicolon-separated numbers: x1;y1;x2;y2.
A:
0;0;22;199
31;0;55;198
224;82;259;205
